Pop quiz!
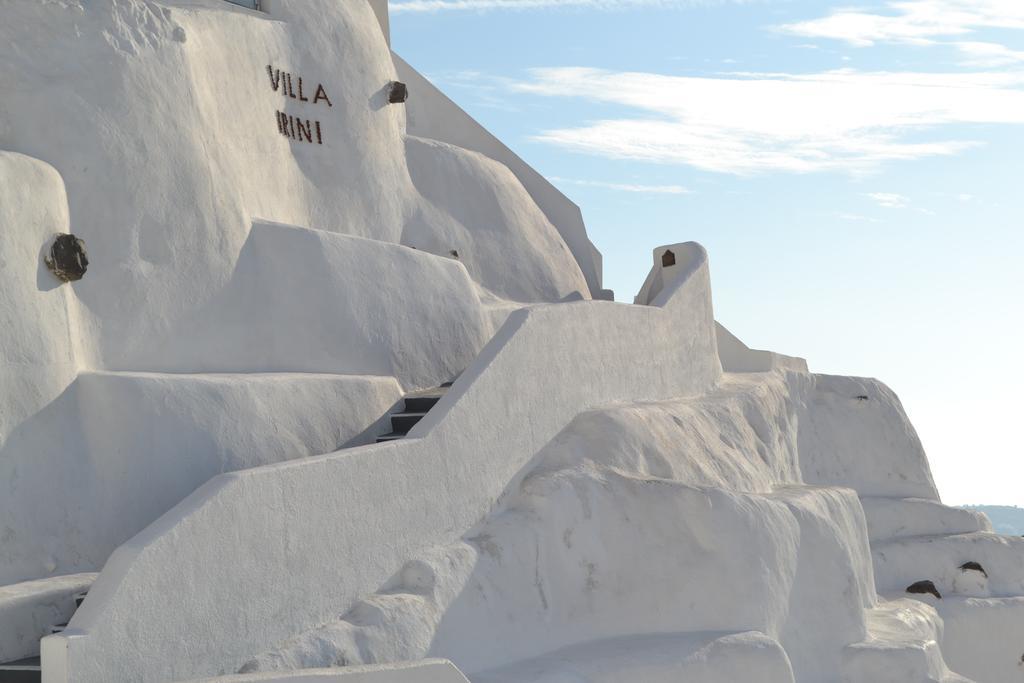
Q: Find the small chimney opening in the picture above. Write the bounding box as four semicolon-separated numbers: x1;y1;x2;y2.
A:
661;250;676;268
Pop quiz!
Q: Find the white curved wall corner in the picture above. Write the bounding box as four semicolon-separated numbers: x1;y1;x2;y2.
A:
391;54;609;300
715;322;809;374
43;244;720;683
179;660;469;683
138;220;491;390
0;152;92;584
0;152;83;445
798;374;941;500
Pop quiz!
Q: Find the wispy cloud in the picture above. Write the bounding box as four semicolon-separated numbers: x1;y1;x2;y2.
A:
866;192;911;208
777;1;1024;47
837;212;882;223
551;177;691;194
777;0;1024;70
512;67;1024;175
390;0;746;13
955;41;1024;67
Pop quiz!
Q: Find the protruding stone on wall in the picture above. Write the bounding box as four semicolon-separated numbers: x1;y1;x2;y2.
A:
388;81;409;105
907;580;942;599
45;234;89;283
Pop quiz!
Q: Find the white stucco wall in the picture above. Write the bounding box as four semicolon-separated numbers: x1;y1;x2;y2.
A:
473;632;797;683
636;248;807;373
137;220;491;389
938;597;1024;683
797;374;940;500
403;137;588;303
1;0;592;597
0;152;85;474
42;243;720;683
715;322;808;374
232;369;948;680
0;7;606;675
635;244;689;306
414;372;873;681
0;0;586;377
0;371;402;586
392;54;607;300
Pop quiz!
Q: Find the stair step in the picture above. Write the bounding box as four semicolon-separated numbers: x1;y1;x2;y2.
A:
49;623;67;634
377;383;451;443
403;394;443;413
390;412;428;433
74;591;88;609
0;657;41;683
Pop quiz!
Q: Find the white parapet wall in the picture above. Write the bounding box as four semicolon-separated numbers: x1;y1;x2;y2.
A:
715;322;808;374
42;243;721;683
0;371;402;587
637;247;807;373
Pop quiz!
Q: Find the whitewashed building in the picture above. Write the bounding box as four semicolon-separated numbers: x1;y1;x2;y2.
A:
0;2;1021;682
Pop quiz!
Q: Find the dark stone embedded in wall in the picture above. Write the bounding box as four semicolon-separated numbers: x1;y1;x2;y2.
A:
959;561;988;578
45;234;89;282
388;81;409;104
906;580;942;599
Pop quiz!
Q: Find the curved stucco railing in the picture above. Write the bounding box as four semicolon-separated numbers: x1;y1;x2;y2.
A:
42;243;721;683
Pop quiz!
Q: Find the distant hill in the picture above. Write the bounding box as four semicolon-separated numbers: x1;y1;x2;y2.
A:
962;506;1024;535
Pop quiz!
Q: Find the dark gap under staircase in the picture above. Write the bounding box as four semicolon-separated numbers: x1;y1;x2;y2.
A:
0;658;40;683
377;383;451;443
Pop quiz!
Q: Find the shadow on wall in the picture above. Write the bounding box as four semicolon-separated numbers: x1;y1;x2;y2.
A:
0;384;97;585
0;372;405;589
125;220;490;390
36;237;65;293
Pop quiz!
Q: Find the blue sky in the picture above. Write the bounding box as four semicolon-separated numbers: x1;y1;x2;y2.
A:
388;0;1024;507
